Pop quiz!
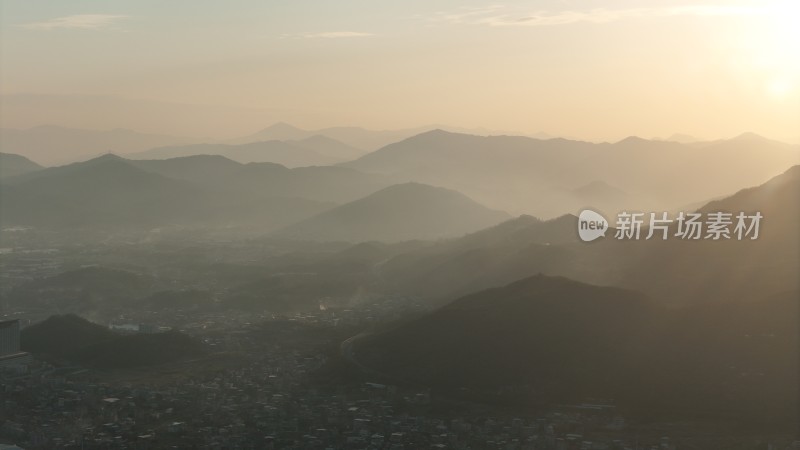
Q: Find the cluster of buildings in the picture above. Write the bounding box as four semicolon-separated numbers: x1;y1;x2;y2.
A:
0;246;63;299
2;360;647;449
4;312;796;450
1;271;796;450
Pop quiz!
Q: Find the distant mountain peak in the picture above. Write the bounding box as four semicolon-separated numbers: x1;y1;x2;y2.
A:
273;181;509;242
78;153;130;168
731;131;768;142
616;135;648;145
427;128;456;135
382;181;440;191
409;128;459;139
393;128;466;145
92;152;124;161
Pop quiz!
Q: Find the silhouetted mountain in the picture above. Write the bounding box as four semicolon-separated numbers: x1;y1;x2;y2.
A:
0;154;333;229
21;314;117;358
425;214;578;253
342;130;622;216
611;164;800;305
316;126;431;152
129;154;244;180
729;131;776;143
232;122;433;151
320;124;553;151
0;125;194;165
1;154;202;227
233;123;561;153
273;183;510;242
343;130;799;217
701;165;800;217
357;275;653;399
129;140;343;167
0;152;43;178
129;155;388;203
380;214;578;300
379;165;799;304
21;314;209;368
354;275;796;424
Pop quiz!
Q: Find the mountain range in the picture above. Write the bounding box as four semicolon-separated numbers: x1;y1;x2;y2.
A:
230;122;438;152
127;154;388;203
5;124;797;222
378;165;800;305
0;125;197;166
2;118;797;430
0;153;511;242
0;154;333;230
128;135;362;167
342;129;800;218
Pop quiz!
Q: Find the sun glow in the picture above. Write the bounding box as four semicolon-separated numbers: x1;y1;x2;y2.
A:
748;1;800;99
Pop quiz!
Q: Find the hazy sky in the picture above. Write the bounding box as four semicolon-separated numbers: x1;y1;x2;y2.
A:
1;0;798;141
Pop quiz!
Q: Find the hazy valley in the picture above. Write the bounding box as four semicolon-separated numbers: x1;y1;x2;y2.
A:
2;2;799;447
1;121;798;448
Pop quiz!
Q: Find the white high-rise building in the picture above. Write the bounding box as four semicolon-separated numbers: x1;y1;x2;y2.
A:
0;320;21;356
0;319;30;372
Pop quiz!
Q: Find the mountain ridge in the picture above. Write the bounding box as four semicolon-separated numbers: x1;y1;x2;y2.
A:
343;130;799;218
0;154;334;229
272;182;510;243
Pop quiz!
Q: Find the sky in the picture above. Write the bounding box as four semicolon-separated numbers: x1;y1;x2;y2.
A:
1;0;798;142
